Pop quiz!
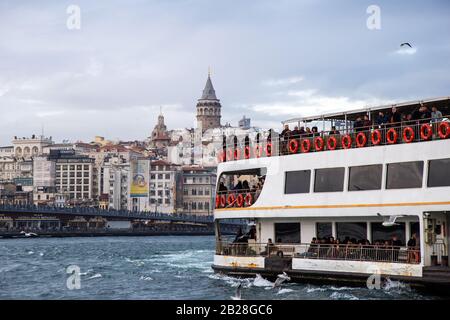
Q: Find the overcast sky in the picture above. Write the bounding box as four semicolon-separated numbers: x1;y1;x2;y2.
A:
1;0;449;145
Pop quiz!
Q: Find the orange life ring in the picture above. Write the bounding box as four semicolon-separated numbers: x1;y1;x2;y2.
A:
265;143;273;157
356;132;367;148
234;148;241;160
288;139;299;154
244;146;251;159
227;193;235;206
386;128;398;144
215;196;220;208
254;145;262;158
244;193;253;206
236;194;244;207
327;136;337;150
420;123;432;140
438;122;450;139
371;130;382;145
314;137;324;151
220;195;226;208
301;139;311;153
402;126;415;143
341;135;352;149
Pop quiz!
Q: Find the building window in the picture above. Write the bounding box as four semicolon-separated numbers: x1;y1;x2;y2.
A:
191;189;197;195
348;164;382;191
314;167;345;192
183;188;188;195
165;174;170;179
336;222;367;243
316;223;332;239
198;202;203;210
158;174;163;179
192;202;197;210
428;158;450;188
285;170;310;194
371;222;406;245
386;161;423;189
274;223;301;243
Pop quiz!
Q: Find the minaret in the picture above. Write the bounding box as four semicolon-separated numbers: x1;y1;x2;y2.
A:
196;70;222;132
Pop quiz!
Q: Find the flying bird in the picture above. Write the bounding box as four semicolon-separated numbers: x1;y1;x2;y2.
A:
273;272;291;288
231;283;242;300
400;42;412;48
377;213;404;227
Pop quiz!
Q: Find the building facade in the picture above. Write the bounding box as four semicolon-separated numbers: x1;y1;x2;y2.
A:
181;166;216;216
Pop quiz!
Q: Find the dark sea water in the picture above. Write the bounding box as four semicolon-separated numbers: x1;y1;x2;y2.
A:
0;236;440;300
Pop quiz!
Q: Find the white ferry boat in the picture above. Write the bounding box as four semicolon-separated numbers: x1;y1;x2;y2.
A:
212;96;450;291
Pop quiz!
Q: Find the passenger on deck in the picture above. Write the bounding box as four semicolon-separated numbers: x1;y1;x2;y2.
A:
305;127;312;137
407;233;419;263
281;124;291;140
329;126;340;135
242;180;250;191
354;117;364;132
431;106;443;123
362;115;371;129
261;238;274;256
311;126;319;137
233;181;243;191
375;111;389;126
218;182;228;193
418;104;431;123
298;126;306;136
291;126;301;139
390;107;402;125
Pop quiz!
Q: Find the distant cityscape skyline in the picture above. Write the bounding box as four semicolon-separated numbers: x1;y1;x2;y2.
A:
1;1;450;145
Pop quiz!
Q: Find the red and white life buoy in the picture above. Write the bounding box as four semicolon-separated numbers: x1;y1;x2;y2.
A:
341;135;352;149
236;194;244;207
420;123;432;140
438;122;450;139
402;126;415;143
371;129;382;145
220;195;226;208
244;146;251;159
289;139;299;153
386;128;398;144
314;137;324;151
234;148;241;160
254;145;262;158
327;136;337;150
301;139;311;153
265;143;273;157
215;195;220;208
227;193;235;206
244;193;253;207
356;132;367;148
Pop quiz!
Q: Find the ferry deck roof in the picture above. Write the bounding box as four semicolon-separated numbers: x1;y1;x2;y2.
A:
282;96;450;124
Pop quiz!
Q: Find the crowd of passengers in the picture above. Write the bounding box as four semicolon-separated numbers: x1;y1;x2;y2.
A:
217;176;265;199
278;105;444;140
304;233;419;263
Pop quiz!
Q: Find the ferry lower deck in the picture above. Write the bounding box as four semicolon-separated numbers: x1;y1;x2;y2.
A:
213;214;450;291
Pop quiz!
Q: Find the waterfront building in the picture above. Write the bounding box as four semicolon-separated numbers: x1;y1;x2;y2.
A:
238;116;251;129
0;146;14;158
148;160;182;214
99;156;130;210
12;135;53;159
50;150;95;204
181;166;216;216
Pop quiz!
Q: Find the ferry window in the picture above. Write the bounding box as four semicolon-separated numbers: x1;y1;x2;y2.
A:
371;222;406;245
316;223;332;239
285;170;311;194
386;161;424;189
274;223;300;243
348;165;382;191
314;167;345;192
428;158;450;187
336;222;367;242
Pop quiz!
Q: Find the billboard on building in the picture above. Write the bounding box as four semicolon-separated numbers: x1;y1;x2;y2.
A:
130;160;149;197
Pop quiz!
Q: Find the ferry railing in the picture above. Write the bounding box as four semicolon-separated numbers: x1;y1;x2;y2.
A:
216;241;421;264
216;115;450;162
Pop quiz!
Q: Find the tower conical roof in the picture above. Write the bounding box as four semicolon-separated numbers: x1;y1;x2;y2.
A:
200;75;218;100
